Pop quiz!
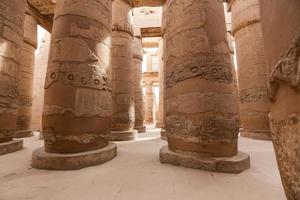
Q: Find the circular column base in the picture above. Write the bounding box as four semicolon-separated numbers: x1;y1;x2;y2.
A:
111;130;138;141
134;126;146;133
241;130;272;141
161;129;167;140
31;142;117;170
0;139;23;155
159;145;250;174
14;129;34;138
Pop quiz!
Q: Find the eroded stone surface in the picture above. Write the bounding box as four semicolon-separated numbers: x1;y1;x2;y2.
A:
15;14;38;138
163;0;242;161
230;0;271;140
259;0;300;199
41;0;113;154
0;0;25;147
133;36;146;133
111;0;136;141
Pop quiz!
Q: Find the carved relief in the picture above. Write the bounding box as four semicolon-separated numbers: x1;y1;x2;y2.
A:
166;57;233;88
45;64;112;92
43;128;109;145
240;88;268;103
269;34;300;100
112;22;133;37
269;114;300;199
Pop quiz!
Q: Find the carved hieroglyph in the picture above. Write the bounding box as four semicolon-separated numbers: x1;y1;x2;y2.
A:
164;0;240;157
133;36;146;132
231;0;271;140
15;14;38;137
259;0;300;199
0;0;25;143
42;0;112;153
111;0;136;134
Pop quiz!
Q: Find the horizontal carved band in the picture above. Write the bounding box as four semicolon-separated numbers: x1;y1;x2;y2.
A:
45;64;112;92
240;88;268;103
269;33;300;100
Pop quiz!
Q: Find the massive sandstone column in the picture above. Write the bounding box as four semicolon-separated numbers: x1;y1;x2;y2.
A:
15;14;37;138
156;38;164;129
230;0;271;140
259;0;300;199
145;82;154;124
31;32;51;131
133;36;146;133
111;0;137;141
31;0;116;170
0;0;25;155
160;0;250;173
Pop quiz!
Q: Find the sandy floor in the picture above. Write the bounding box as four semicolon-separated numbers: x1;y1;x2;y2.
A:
0;127;286;200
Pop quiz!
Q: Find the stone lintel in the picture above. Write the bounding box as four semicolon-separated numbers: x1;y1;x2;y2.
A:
160;146;250;174
31;143;117;170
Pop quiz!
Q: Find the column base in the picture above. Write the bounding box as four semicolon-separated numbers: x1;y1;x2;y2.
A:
240;130;272;141
31;142;117;170
111;130;138;141
14;129;34;138
0;139;23;155
161;129;167;140
159;145;250;174
134;126;146;133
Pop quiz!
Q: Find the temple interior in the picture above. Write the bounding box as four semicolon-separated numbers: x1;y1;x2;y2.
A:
0;0;299;200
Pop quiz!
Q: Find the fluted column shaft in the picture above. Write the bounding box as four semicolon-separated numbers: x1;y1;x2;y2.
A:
133;36;146;133
259;0;300;199
0;0;25;143
42;0;113;153
15;14;37;138
111;0;137;140
230;0;271;140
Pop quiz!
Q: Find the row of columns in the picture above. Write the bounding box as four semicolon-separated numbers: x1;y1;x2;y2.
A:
0;0;299;199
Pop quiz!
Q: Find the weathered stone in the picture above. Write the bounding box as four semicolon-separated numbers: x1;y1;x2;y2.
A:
160;146;250;174
15;14;38;138
0;0;25;153
0;139;23;155
145;82;154;124
32;0;115;169
111;0;137;141
160;0;249;173
156;38;164;129
31;32;51;131
259;0;300;198
230;0;271;140
133;36;146;133
32;142;117;170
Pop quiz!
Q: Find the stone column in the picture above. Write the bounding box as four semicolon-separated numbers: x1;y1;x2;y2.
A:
111;0;137;141
160;0;250;174
31;32;51;132
145;82;154;124
156;38;164;129
31;0;117;170
259;0;300;199
15;14;37;138
230;0;271;140
133;36;146;133
0;0;25;155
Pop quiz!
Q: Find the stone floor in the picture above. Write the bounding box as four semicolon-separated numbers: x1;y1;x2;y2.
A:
0;126;286;200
